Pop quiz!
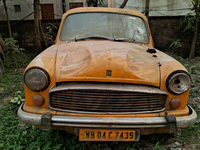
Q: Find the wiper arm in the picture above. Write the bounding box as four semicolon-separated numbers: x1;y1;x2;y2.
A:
74;36;112;41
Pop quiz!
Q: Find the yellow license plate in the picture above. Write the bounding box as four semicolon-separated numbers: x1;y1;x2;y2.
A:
79;129;140;141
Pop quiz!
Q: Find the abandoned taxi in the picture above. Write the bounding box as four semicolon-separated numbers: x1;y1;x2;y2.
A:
18;7;197;141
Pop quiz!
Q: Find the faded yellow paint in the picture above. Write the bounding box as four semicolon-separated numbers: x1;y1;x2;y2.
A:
24;41;189;111
107;50;111;65
55;41;160;86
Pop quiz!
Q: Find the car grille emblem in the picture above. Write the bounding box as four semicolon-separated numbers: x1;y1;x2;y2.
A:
106;70;112;76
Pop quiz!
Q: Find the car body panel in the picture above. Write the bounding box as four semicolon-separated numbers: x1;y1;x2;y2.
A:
55;41;160;86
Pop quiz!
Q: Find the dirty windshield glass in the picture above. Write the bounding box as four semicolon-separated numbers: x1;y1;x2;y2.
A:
60;12;149;43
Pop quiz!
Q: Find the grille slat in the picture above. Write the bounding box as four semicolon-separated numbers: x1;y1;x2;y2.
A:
50;94;166;100
49;85;167;114
49;106;162;112
50;101;165;107
51;100;165;107
51;92;166;98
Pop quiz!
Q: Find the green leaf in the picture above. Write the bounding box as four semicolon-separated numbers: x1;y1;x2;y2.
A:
154;142;160;150
0;143;4;148
192;93;198;97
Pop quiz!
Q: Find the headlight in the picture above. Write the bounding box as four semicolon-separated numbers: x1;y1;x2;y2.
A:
24;68;50;92
166;71;191;95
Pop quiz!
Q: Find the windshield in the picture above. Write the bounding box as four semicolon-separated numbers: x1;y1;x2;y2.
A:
60;12;149;43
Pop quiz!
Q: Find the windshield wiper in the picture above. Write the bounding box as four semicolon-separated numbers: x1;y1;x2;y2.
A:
114;38;135;42
74;36;112;42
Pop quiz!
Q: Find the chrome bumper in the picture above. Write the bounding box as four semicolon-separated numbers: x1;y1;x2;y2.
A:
18;104;197;131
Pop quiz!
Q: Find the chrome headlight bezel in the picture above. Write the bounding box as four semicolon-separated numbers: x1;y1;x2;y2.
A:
24;67;50;92
166;70;191;95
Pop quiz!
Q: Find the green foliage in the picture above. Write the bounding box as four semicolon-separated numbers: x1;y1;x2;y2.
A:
170;39;183;49
154;142;160;150
196;32;200;55
10;91;25;105
176;123;200;144
126;142;141;150
180;13;196;32
154;142;166;150
190;87;199;97
4;48;35;69
169;39;183;55
0;69;24;100
4;37;24;55
87;0;105;6
183;64;197;74
179;2;200;56
44;23;58;46
0;103;89;150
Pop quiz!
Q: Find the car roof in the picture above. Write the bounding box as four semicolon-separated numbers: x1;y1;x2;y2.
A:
62;7;148;22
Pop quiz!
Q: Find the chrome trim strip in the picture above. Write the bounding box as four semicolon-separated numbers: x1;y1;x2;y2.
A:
18;104;42;126
51;123;166;128
18;104;197;129
48;83;168;114
49;83;167;94
176;106;197;128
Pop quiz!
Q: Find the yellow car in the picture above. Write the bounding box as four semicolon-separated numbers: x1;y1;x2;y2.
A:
18;7;197;141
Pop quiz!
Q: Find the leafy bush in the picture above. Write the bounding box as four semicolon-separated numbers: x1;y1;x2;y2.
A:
183;64;197;74
44;23;58;46
180;13;196;32
169;39;183;55
179;12;200;56
10;91;25;105
170;39;183;49
4;37;24;56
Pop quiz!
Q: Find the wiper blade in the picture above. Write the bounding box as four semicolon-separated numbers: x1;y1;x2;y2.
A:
114;38;135;42
74;36;111;41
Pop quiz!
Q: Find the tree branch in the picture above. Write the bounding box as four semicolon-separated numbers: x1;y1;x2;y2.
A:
119;0;128;9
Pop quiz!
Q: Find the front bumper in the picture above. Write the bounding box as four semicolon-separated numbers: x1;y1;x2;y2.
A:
18;104;197;133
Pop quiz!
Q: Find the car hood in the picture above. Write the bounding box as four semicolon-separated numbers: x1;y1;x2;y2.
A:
55;41;160;87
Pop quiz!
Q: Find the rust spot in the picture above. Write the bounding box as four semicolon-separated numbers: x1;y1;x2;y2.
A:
147;48;156;54
158;62;162;67
107;50;111;65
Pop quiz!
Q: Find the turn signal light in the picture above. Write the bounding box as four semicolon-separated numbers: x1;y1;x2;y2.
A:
32;95;45;106
170;98;181;109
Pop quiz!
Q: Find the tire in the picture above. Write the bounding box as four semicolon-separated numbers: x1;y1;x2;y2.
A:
0;58;4;77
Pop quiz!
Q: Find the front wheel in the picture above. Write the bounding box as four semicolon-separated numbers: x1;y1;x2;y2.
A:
0;58;4;77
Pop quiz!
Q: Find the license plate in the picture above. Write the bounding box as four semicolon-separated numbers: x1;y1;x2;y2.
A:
79;129;140;141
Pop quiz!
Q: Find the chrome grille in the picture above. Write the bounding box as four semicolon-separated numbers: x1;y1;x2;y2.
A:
49;83;168;114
